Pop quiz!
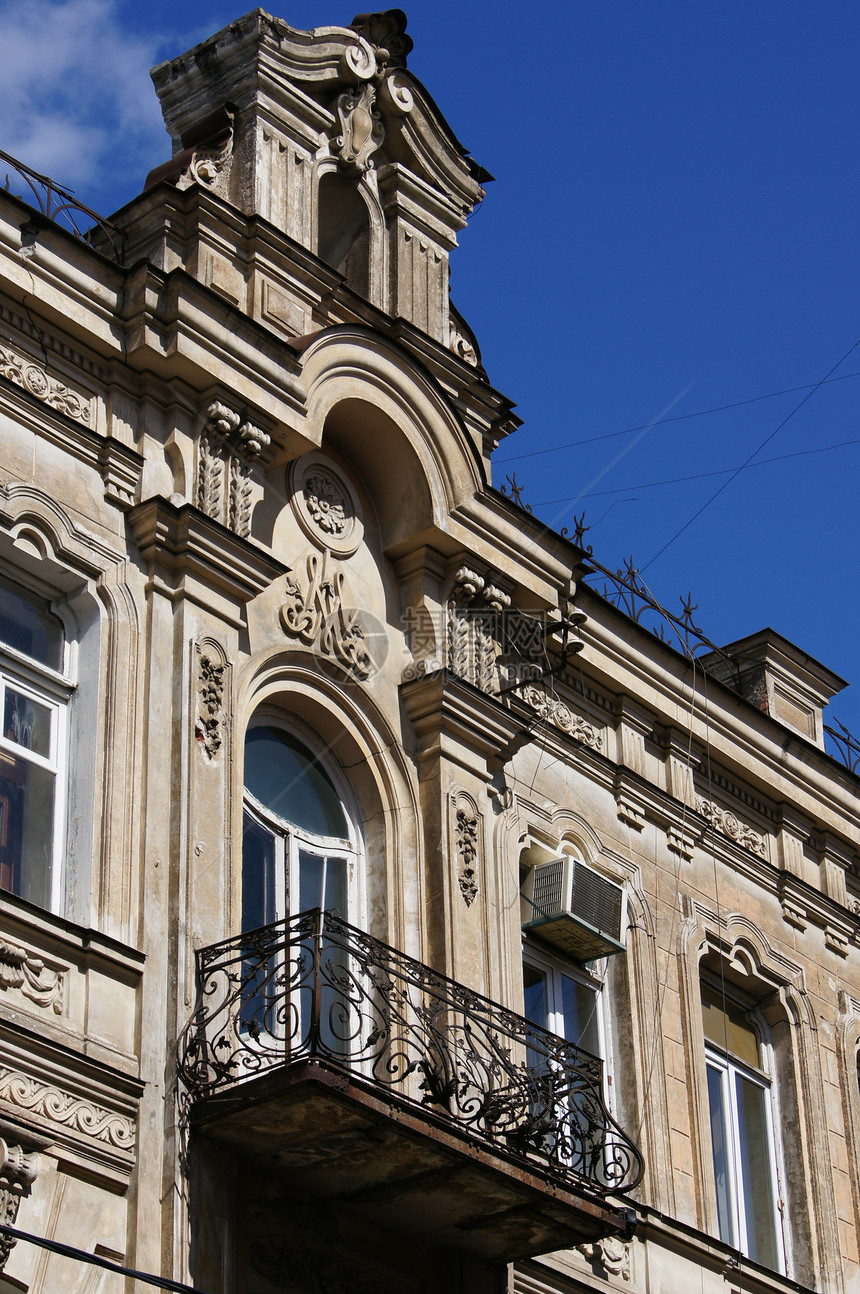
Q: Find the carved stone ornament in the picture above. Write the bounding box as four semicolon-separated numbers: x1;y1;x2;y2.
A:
0;1139;39;1271
188;107;235;188
336;82;385;174
454;802;480;906
351;10;414;67
519;684;604;750
196;400;270;537
446;566;511;695
0;344;93;426
280;551;374;680
578;1236;632;1281
195;652;226;759
290;453;363;557
0;939;64;1013
0;1068;135;1150
697;798;767;858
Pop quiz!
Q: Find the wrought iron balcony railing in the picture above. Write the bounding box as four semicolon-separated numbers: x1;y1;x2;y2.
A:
178;909;644;1197
0;149;125;262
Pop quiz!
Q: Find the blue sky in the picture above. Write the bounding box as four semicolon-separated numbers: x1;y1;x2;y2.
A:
3;0;860;748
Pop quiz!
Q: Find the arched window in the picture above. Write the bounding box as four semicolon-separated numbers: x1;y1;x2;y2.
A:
241;723;361;933
0;573;70;911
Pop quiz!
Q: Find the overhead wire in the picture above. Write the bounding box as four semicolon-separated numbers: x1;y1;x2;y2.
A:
642;334;860;572
495;368;860;464
532;436;860;506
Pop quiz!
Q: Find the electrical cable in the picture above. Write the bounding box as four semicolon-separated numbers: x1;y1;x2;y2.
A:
0;1223;211;1293
643;335;860;572
495;369;860;464
532;436;860;506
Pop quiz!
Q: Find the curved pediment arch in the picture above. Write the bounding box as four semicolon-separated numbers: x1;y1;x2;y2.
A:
296;326;487;550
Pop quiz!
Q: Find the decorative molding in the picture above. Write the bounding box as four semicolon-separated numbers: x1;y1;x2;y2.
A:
351;9;413;68
451;794;481;907
280;550;374;680
0;344;93;427
667;824;698;862
449;317;478;367
518;684;603;749
446;565;511;694
98;438;141;509
305;470;348;535
0;939;65;1014
0;1139;39;1272
0;1068;135;1150
577;1236;631;1281
195;651;226;759
614;773;647;832
290;453;363;557
697;798;768;858
188;107;234;187
335;82;385;174
195;400;270;538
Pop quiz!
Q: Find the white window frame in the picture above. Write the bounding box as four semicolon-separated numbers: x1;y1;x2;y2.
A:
522;939;608;1071
240;728;365;1061
242;789;362;927
704;1017;784;1273
0;619;72;914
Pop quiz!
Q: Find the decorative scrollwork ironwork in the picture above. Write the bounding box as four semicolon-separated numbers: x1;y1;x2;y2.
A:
178;909;644;1196
574;548;738;678
500;472;533;514
824;719;860;773
0;149;125;262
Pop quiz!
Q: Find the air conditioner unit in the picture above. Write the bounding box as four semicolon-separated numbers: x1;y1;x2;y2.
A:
521;857;626;959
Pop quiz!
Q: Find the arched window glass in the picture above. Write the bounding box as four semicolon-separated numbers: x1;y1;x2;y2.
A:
242;724;360;934
0;575;70;910
244;728;348;839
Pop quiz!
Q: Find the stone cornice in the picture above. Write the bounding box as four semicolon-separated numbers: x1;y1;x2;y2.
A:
401;670;530;776
128;497;285;615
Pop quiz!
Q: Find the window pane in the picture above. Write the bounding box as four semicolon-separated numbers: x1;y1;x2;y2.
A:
244;728;349;838
4;687;52;758
241;810;277;931
323;856;347;917
523;964;549;1031
701;982;760;1069
0;576;63;670
560;973;600;1056
298;850;324;914
0;752;55;909
707;1063;735;1246
736;1072;779;1269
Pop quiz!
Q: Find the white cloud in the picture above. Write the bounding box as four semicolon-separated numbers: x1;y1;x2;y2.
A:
0;0;168;203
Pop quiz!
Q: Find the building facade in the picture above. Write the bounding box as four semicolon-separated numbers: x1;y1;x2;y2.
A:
0;9;858;1294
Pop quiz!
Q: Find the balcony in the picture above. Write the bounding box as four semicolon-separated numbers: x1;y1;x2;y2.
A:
178;909;643;1262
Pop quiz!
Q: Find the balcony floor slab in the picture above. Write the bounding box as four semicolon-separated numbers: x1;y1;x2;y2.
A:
189;1059;635;1262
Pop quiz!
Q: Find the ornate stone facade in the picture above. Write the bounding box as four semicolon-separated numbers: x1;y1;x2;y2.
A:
0;10;856;1294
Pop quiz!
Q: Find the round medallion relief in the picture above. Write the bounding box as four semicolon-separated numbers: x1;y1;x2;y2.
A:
289;453;364;557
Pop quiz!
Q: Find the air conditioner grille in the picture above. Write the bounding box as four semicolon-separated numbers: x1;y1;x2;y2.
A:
572;862;623;940
530;857;566;918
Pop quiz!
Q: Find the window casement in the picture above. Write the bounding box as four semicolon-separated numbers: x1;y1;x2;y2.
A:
522;941;604;1062
0;575;71;913
701;980;783;1272
241;723;362;933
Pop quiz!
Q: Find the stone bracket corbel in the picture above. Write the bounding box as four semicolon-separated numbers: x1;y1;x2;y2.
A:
0;1137;41;1271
